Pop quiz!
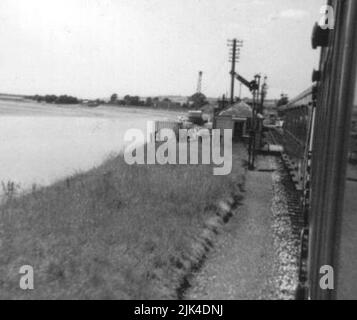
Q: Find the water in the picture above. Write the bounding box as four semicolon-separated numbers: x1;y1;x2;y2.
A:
0;102;180;190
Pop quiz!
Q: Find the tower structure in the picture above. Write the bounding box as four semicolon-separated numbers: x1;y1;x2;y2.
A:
196;71;203;94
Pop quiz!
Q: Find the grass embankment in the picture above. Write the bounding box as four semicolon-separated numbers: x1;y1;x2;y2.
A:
0;144;245;299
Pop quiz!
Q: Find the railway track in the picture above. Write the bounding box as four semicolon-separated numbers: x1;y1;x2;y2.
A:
263;130;306;299
263;128;307;298
265;128;304;191
264;128;304;222
276;160;304;237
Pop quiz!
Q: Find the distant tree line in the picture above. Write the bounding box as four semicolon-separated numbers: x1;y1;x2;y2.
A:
27;92;209;109
110;94;156;107
30;94;80;104
109;93;208;109
187;92;208;109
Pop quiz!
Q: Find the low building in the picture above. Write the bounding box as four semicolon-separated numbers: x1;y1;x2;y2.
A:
214;101;253;140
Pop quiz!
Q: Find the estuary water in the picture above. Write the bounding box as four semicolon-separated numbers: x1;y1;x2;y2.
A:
0;100;181;191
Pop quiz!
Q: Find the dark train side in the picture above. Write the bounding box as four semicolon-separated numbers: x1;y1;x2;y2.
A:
278;0;357;300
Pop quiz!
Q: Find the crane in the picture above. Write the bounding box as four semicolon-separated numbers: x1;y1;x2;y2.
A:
196;71;203;94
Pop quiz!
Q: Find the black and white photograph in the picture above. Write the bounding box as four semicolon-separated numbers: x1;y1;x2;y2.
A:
0;0;356;303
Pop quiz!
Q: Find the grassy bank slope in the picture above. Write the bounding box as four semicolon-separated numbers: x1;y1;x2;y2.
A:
0;146;244;299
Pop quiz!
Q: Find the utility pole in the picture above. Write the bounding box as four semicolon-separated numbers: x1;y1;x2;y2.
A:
228;38;243;104
229;39;237;105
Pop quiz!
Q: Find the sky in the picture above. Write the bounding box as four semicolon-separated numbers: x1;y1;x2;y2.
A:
0;0;325;100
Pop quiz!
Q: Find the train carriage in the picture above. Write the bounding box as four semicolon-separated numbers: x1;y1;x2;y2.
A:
280;0;357;299
277;88;314;190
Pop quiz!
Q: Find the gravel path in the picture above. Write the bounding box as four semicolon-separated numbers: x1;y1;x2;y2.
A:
186;156;279;300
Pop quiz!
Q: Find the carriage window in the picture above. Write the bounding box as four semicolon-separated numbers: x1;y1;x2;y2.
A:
348;101;357;180
349;108;357;166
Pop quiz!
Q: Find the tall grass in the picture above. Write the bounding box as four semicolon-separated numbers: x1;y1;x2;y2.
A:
0;145;245;299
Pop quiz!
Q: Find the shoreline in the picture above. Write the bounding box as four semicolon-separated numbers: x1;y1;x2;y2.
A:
0;99;185;119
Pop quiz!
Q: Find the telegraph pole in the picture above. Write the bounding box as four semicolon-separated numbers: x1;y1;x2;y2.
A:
228;38;243;104
229;39;237;105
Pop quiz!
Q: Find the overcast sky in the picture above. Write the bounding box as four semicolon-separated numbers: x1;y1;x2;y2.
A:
0;0;325;100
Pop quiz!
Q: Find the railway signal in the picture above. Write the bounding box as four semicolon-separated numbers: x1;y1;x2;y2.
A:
260;76;268;114
233;72;261;170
